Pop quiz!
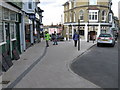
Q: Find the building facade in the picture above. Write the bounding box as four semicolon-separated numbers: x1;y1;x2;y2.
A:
63;0;113;41
0;0;22;59
118;1;120;27
21;0;44;50
0;0;44;72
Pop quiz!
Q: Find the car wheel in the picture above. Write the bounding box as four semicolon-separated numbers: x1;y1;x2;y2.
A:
97;43;100;47
111;44;115;47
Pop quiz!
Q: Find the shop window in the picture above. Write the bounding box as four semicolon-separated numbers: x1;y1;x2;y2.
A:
0;22;5;45
10;23;16;40
101;30;106;33
3;8;9;20
79;30;84;36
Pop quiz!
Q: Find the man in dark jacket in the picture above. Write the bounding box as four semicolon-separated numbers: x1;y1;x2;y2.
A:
53;31;58;45
73;31;79;47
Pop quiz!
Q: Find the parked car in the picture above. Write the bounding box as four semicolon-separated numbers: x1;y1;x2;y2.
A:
97;33;115;47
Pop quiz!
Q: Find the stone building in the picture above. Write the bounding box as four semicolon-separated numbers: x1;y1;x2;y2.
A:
63;0;113;41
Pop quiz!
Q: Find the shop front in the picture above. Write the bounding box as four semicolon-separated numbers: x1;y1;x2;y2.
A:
1;7;21;60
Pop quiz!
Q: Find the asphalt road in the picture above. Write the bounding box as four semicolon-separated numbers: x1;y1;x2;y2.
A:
71;43;118;88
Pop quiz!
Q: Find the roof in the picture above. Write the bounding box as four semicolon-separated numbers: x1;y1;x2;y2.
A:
62;1;69;6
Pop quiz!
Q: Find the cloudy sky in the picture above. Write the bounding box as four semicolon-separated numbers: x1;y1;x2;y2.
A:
38;0;120;25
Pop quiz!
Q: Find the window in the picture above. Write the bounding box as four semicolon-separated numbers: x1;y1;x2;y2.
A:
74;13;76;22
70;13;72;22
10;11;16;21
69;2;72;9
65;14;67;22
89;10;98;21
74;0;76;7
102;11;106;21
0;22;5;44
28;2;32;9
109;13;112;22
79;30;84;36
0;6;2;20
89;0;97;5
3;8;9;20
80;10;84;20
10;23;16;40
16;13;19;21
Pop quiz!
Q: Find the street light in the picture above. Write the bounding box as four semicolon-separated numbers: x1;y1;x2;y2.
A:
87;0;89;42
78;19;80;51
87;21;89;42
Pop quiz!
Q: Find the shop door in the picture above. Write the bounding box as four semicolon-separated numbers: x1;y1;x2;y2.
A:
5;22;12;58
90;31;96;40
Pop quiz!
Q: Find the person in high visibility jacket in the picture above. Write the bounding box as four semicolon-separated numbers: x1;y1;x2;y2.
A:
45;31;50;47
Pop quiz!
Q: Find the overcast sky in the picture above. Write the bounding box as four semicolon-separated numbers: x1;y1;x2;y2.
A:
38;0;120;25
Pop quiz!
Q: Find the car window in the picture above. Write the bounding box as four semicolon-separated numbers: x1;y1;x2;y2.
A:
99;34;112;37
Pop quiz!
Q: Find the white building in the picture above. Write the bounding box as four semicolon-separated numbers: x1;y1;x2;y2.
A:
21;0;40;51
63;0;114;41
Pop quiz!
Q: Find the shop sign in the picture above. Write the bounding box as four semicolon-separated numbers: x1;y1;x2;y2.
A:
29;14;35;20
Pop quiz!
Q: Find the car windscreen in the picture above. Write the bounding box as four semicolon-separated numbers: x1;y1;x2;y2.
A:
99;34;112;37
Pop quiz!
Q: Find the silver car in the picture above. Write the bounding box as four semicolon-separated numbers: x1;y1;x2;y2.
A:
97;33;115;47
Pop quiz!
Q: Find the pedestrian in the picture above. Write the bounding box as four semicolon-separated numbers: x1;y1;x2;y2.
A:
73;31;79;47
45;31;50;47
93;34;96;43
53;31;58;45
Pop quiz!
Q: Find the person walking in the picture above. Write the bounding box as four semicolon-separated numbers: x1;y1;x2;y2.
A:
53;31;58;45
73;31;79;47
45;31;50;47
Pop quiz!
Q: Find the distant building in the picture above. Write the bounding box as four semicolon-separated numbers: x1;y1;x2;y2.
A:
43;25;63;35
63;0;113;41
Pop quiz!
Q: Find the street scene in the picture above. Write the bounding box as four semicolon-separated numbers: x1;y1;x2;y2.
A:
0;0;120;89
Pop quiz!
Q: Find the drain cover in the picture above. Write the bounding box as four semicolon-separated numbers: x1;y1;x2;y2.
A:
0;81;10;84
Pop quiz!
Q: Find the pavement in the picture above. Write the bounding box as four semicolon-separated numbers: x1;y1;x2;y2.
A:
1;39;100;88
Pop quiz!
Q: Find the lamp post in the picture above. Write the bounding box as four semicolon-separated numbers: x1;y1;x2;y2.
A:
78;19;80;51
87;21;89;42
87;0;89;42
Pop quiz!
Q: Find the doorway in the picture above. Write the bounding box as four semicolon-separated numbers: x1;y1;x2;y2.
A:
89;31;96;40
5;22;12;58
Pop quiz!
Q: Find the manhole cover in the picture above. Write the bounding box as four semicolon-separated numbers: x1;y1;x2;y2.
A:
0;81;10;84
